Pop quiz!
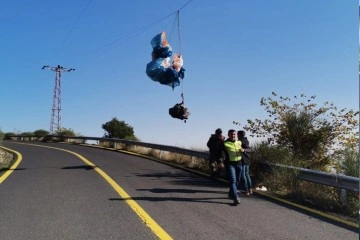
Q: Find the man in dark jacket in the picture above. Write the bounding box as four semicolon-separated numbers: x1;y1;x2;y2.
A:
206;128;225;177
238;130;252;195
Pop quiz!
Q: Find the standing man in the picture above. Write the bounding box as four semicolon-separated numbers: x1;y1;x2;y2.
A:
221;129;244;205
206;128;225;177
238;130;253;195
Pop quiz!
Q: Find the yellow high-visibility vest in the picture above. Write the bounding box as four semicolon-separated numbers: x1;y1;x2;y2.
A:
224;140;242;162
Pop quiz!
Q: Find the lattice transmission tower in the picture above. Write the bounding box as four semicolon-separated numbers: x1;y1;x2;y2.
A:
42;65;75;134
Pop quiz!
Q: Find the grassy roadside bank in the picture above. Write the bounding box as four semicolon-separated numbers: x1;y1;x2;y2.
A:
0;148;14;169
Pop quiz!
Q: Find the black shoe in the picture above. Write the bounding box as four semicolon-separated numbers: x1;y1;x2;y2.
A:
234;197;241;205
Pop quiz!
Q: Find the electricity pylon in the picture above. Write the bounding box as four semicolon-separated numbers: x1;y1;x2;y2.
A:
42;65;75;134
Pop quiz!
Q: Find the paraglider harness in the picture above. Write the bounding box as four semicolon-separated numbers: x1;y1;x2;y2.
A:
169;93;190;122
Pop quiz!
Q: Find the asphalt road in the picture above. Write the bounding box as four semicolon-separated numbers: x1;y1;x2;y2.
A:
0;141;358;240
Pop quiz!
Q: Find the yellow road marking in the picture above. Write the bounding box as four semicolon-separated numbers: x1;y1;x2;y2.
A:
0;146;22;184
8;142;173;240
83;143;360;229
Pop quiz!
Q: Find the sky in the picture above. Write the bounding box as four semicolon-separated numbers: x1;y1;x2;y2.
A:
0;0;358;150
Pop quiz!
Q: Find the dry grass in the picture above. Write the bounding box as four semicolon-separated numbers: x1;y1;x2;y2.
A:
109;143;209;172
258;163;359;222
0;148;13;169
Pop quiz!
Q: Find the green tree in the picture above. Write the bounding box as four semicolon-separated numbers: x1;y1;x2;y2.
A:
234;92;359;167
4;132;16;140
34;129;49;138
102;117;136;139
20;132;35;137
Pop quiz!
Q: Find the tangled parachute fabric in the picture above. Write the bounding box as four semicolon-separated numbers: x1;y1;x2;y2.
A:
146;32;185;89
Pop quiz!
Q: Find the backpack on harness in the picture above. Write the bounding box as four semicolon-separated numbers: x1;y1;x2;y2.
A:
169;102;190;122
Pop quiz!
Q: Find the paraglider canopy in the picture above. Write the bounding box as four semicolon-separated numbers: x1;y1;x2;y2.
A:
145;32;185;89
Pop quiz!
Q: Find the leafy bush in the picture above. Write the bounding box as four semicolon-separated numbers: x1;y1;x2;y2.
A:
4;132;17;140
249;143;358;220
235;92;359;169
20;132;34;137
34;129;49;138
55;128;77;137
338;147;359;177
249;143;302;192
102;117;137;139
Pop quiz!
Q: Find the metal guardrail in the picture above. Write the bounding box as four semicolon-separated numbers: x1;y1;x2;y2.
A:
7;135;360;192
272;164;359;192
64;136;209;159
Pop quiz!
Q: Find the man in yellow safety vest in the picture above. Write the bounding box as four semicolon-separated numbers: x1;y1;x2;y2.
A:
221;129;244;205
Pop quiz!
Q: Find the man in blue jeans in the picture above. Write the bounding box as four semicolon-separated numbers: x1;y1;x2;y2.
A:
221;129;244;205
238;130;253;195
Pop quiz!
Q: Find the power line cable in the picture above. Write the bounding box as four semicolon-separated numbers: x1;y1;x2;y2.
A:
76;0;194;67
61;0;93;46
47;0;93;65
178;0;193;11
81;11;177;62
100;0;193;51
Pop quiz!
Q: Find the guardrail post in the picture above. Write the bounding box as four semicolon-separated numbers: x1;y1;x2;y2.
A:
340;189;347;205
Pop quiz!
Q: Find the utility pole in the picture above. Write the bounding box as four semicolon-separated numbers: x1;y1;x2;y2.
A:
42;65;75;134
